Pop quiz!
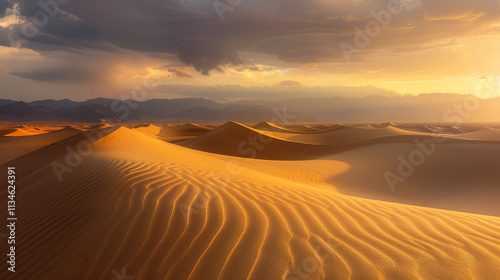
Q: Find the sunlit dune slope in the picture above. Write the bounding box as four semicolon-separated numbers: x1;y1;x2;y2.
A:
0;125;63;136
252;122;298;133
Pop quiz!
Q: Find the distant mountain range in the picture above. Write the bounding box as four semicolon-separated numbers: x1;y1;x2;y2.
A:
1;94;500;123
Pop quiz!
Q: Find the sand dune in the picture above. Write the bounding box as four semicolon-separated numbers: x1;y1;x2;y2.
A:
449;128;500;141
310;124;334;130
87;123;113;129
322;123;350;131
433;126;464;134
318;142;500;216
3;128;42;136
280;125;422;145
396;125;438;133
156;123;213;141
0;128;17;136
282;124;320;132
252;122;298;133
1;124;499;280
0;127;82;166
128;123;214;142
180;121;336;159
200;123;220;129
130;124;163;136
376;122;398;127
181;121;434;157
181;121;500;160
0;125;64;136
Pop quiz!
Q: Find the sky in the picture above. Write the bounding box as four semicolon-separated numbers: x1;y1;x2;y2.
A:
1;0;500;101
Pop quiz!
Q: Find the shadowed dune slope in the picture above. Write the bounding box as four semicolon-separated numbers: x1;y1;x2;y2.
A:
158;123;212;137
0;128;16;136
317;142;500;216
0;127;499;280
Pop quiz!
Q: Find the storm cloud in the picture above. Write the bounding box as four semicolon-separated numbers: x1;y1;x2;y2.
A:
1;0;499;75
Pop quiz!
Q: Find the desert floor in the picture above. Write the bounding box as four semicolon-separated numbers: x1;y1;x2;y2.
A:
1;122;500;280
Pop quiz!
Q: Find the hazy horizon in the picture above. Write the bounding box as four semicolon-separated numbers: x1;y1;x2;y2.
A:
2;90;500;103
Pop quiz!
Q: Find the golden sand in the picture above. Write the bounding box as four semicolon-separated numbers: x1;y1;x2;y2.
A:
0;123;499;279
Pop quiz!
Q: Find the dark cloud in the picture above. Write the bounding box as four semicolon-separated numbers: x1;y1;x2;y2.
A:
174;40;243;75
10;66;98;83
0;0;13;18
2;0;500;76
